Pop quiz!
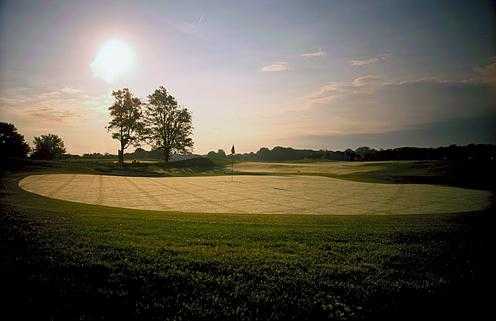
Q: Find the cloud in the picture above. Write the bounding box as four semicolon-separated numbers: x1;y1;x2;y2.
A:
25;106;80;123
301;49;326;58
0;86;95;126
37;91;62;100
474;58;496;86
286;115;496;150
261;62;289;72
60;87;83;94
352;75;383;87
308;75;383;103
174;14;207;36
277;76;496;144
350;53;391;66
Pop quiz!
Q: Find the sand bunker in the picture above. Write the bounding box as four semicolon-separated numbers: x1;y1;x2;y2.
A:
19;174;491;215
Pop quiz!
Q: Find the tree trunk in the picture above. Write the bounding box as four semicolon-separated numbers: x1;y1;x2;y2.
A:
118;149;124;166
119;141;125;166
163;149;170;163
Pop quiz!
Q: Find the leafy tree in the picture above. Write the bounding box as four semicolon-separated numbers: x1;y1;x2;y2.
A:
344;148;356;161
355;146;377;160
31;134;66;160
143;86;193;162
206;149;228;160
217;149;227;158
0;122;30;159
107;88;144;166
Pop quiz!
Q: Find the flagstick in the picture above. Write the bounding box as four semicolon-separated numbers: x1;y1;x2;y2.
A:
231;145;235;182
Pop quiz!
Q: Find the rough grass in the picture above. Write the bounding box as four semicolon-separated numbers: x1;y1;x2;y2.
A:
1;157;226;178
1;169;493;320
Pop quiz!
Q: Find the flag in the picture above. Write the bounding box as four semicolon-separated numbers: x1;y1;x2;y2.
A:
231;145;235;155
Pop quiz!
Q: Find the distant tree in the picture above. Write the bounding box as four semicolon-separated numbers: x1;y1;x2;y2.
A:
355;146;377;160
344;148;356;161
143;86;193;162
31;134;66;160
257;147;270;160
206;149;228;161
207;151;218;159
217;149;227;158
0;122;30;159
107;88;144;166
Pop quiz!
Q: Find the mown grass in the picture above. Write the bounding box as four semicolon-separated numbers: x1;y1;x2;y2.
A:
1;167;493;320
235;160;496;189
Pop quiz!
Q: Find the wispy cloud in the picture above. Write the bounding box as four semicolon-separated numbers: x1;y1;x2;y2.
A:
175;14;206;35
308;75;384;103
350;53;391;66
26;106;80;123
0;86;92;126
474;57;496;86
60;87;83;94
261;62;289;72
301;49;326;58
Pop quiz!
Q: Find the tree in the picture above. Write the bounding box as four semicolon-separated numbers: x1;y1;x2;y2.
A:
355;146;377;160
0;122;30;159
31;134;66;160
217;149;227;158
143;86;193;162
344;148;356;161
107;88;144;166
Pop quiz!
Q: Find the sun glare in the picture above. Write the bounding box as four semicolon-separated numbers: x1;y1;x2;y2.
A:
90;39;135;83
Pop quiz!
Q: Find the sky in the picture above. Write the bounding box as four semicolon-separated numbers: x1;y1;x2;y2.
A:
0;0;495;155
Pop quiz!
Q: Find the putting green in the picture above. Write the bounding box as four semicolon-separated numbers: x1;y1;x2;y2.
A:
19;174;491;215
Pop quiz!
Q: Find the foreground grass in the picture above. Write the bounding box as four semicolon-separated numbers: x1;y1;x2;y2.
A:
1;172;493;320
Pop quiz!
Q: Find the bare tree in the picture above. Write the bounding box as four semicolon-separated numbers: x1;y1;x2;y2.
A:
143;86;193;162
107;88;143;166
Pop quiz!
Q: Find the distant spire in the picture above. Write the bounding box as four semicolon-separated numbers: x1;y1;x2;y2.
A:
231;145;235;155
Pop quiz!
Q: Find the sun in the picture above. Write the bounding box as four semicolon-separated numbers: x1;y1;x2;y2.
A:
90;39;135;83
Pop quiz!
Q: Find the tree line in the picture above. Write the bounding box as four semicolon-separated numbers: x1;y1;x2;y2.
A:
107;86;193;165
0;122;66;160
207;144;496;162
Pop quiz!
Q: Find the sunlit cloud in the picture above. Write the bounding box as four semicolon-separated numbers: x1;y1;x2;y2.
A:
261;62;289;72
0;86;95;125
350;53;391;66
308;75;384;103
26;106;80;123
60;87;83;94
301;49;326;58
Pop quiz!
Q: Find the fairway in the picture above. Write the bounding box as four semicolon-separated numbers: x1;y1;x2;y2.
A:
19;174;490;215
235;161;385;175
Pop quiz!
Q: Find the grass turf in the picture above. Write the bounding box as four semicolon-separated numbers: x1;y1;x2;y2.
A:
234;160;496;189
1;166;493;320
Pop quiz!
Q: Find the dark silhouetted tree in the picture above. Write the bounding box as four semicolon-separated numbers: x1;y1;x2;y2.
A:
143;86;193;162
107;88;144;166
31;134;66;160
0;122;30;159
344;148;356;161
